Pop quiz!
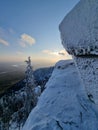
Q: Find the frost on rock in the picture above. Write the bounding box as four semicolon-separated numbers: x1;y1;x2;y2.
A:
22;60;98;130
74;57;98;105
59;0;98;56
59;0;98;105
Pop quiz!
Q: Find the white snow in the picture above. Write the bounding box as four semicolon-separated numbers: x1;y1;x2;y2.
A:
34;86;41;96
59;0;98;55
22;60;98;130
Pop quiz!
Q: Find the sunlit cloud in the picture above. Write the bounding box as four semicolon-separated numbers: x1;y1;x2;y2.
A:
42;50;59;56
42;49;72;59
58;50;66;56
42;50;67;56
59;50;72;59
0;38;9;46
20;33;35;46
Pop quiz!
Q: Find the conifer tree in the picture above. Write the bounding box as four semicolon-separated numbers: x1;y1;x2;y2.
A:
24;57;36;119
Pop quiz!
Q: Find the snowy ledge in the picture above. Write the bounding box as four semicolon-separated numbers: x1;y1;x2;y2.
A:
22;60;98;130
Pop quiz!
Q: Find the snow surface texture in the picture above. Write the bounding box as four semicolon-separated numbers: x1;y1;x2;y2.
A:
23;60;98;130
59;0;98;56
74;57;98;105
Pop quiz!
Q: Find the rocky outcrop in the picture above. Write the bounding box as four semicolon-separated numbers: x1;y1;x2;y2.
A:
59;0;98;105
23;60;98;130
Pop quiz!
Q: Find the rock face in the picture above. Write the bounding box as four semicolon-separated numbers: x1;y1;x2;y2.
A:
22;60;98;130
59;0;98;105
74;57;98;105
59;0;98;56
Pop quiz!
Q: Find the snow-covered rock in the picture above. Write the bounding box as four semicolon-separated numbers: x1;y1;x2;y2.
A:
59;0;98;105
74;57;98;105
34;86;41;96
22;60;98;130
59;0;98;56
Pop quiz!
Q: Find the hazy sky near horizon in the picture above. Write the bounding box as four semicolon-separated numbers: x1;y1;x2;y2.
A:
0;0;79;66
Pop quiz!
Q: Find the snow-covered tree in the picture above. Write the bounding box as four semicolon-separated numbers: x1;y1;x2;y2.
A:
25;56;35;88
0;57;42;130
24;57;36;119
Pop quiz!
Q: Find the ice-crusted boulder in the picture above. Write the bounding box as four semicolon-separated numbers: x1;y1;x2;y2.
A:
22;60;98;130
59;0;98;105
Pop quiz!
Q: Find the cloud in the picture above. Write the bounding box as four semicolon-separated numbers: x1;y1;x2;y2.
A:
58;50;66;56
0;38;9;46
59;50;72;59
58;52;65;56
42;49;72;59
42;50;59;56
20;33;35;46
42;50;67;56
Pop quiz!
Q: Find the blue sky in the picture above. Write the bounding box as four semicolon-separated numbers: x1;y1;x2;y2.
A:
0;0;79;67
